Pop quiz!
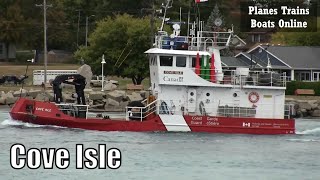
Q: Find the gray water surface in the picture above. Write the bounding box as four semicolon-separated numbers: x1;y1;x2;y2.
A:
1;108;320;180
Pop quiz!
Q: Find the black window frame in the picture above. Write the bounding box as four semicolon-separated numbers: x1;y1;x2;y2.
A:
160;56;173;66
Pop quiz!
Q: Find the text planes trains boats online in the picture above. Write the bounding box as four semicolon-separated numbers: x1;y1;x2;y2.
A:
9;0;295;134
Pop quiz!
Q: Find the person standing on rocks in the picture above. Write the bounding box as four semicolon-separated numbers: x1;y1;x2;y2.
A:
73;76;86;105
50;79;63;103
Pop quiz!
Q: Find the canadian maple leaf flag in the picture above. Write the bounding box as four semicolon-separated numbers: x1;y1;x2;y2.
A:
195;0;208;3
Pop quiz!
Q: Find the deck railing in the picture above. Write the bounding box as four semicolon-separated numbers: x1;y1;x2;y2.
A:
191;68;287;87
125;99;158;121
284;103;295;119
154;31;233;51
56;103;89;119
191;31;233;51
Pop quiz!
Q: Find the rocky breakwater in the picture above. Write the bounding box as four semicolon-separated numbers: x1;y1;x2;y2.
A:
286;95;320;118
0;89;147;112
88;90;147;111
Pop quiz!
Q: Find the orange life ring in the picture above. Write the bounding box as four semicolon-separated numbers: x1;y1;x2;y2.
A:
248;92;259;103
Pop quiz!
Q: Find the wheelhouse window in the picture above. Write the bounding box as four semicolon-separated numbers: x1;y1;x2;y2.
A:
191;57;196;67
154;56;157;65
149;56;157;66
176;56;186;67
160;56;173;66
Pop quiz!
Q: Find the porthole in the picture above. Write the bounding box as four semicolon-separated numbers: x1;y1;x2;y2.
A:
233;93;237;97
206;93;210;97
190;92;194;96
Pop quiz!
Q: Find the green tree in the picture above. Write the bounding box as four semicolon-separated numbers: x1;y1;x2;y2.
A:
75;14;151;85
0;0;24;61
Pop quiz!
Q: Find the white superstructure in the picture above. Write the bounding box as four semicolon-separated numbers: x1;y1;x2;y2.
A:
145;20;287;119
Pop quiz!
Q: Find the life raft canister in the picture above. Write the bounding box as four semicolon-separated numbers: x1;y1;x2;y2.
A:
248;91;259;103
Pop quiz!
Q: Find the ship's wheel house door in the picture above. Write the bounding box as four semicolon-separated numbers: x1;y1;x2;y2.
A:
187;88;197;113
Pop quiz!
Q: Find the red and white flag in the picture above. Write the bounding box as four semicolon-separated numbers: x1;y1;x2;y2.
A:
195;0;208;3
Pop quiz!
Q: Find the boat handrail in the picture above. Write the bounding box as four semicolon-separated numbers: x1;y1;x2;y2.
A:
56;103;89;119
56;103;89;107
284;103;295;119
179;67;287;87
154;30;232;51
125;99;158;121
125;106;158;121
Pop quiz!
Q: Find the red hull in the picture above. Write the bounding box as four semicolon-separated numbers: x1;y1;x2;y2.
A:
9;98;295;135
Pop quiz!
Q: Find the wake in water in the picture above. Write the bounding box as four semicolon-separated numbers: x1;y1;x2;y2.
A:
286;138;320;142
1;118;67;129
296;127;320;135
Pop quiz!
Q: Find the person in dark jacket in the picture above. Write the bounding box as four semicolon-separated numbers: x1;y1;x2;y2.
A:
73;76;86;105
50;79;63;103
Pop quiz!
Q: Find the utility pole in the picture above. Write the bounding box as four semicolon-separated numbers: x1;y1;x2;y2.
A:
144;0;162;47
85;16;89;47
150;0;155;47
85;15;95;47
76;10;81;47
36;0;52;88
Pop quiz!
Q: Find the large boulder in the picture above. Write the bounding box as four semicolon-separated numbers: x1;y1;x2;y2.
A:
0;91;5;97
127;92;143;102
88;91;105;101
84;88;93;93
62;93;75;103
139;90;147;99
107;98;120;107
5;94;18;105
103;82;117;91
311;109;320;117
119;101;129;108
61;83;74;89
4;92;14;99
28;89;42;99
77;64;93;89
298;102;313;111
45;92;54;102
0;98;5;105
35;93;50;101
13;89;28;97
307;100;318;109
109;80;119;85
107;90;126;102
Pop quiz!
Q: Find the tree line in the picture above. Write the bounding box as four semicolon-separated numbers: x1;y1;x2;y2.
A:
0;0;319;84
